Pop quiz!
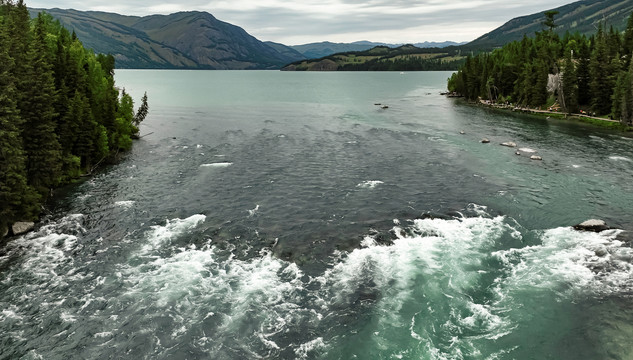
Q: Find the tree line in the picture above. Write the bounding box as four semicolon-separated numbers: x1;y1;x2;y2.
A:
0;0;148;234
340;56;464;71
448;11;633;126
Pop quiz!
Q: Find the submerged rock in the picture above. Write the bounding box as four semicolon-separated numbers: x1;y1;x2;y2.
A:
2;227;7;238
12;221;35;236
594;247;608;257
501;141;517;147
417;212;453;221
574;219;610;232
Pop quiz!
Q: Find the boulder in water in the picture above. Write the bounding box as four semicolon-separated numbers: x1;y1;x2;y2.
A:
574;219;610;232
418;212;453;221
481;138;490;143
594;247;608;257
501;142;517;147
530;155;543;160
1;227;7;238
12;221;35;236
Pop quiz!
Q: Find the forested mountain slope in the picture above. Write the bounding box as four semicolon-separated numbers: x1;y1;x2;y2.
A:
29;8;306;69
468;0;633;49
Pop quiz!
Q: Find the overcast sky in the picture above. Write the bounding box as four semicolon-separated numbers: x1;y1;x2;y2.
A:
28;0;577;45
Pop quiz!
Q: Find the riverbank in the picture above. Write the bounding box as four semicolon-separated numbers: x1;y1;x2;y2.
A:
474;98;633;131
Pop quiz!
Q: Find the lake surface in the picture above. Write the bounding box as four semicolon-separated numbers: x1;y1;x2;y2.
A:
1;70;632;359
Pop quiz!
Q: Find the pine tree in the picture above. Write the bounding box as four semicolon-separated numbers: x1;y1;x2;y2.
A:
590;25;615;115
623;13;633;69
561;47;578;113
607;26;622;61
133;92;148;129
627;57;633;125
616;57;633;125
577;40;592;106
531;47;550;107
52;28;76;151
112;89;135;151
542;11;559;32
21;14;62;192
0;7;39;231
612;70;630;122
69;90;97;169
6;0;31;107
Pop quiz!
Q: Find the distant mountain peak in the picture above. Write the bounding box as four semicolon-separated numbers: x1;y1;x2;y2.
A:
467;0;633;48
29;8;305;69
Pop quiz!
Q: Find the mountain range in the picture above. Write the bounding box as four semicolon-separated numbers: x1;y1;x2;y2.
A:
30;8;305;69
289;41;466;59
468;0;633;49
31;0;633;70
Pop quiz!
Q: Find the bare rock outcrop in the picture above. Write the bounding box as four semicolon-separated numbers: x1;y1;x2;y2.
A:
574;219;610;232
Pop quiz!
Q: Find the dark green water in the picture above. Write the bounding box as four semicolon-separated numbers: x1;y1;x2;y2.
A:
1;71;632;359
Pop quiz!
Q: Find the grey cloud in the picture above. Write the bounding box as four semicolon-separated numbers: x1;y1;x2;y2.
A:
28;0;575;43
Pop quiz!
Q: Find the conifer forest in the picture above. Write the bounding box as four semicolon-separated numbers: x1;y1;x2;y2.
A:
448;11;633;126
0;0;147;233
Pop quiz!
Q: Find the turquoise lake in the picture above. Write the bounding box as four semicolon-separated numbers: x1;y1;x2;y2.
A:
1;70;632;359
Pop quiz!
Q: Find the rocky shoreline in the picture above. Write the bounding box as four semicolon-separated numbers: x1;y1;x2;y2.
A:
445;94;633;131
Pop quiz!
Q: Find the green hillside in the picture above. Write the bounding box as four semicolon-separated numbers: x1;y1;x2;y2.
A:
290;41;466;59
281;45;466;71
29;8;305;69
282;0;633;71
468;0;633;49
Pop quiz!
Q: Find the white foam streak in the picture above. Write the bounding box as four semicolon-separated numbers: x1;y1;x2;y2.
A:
609;156;631;162
143;214;206;251
356;180;384;189
114;200;135;208
248;205;260;217
493;227;632;297
295;337;326;359
200;162;233;168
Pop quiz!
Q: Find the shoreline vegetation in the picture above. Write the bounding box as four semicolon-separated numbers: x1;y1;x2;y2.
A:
448;11;633;130
0;0;148;237
465;97;632;131
281;45;466;71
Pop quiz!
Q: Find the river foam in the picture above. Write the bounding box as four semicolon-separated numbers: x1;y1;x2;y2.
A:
609;155;631;162
356;180;384;189
117;210;631;358
200;162;233;168
1;209;631;359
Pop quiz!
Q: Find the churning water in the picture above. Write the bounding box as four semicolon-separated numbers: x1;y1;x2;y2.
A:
1;71;632;359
